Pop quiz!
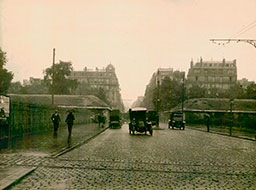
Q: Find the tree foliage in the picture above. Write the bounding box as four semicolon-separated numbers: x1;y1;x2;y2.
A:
246;83;256;99
0;48;13;94
8;80;49;94
186;84;207;99
43;61;78;94
153;77;183;111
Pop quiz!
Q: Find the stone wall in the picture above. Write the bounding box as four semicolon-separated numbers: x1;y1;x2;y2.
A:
6;103;102;138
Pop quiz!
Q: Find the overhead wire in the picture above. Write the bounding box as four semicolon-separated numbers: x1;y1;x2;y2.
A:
230;19;256;38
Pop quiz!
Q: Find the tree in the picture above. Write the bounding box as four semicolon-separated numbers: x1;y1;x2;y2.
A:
152;76;183;111
43;61;78;94
246;82;256;99
8;81;23;94
186;84;207;99
0;48;13;94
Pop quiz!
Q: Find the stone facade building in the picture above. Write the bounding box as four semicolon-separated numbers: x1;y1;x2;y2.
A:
69;64;124;111
187;58;237;90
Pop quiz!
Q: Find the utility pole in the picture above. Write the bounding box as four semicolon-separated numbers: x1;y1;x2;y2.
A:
181;72;185;113
52;48;55;106
156;69;160;127
229;98;234;136
210;39;256;48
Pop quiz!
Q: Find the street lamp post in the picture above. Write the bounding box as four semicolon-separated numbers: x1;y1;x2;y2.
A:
52;48;55;106
181;72;185;113
156;69;160;127
229;98;234;136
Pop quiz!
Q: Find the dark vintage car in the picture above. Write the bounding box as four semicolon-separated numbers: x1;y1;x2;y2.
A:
129;107;153;135
168;112;185;130
147;110;159;127
109;109;122;128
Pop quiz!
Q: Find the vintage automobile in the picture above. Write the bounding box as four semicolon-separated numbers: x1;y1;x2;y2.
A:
109;109;122;128
147;110;159;127
168;112;185;130
129;107;153;135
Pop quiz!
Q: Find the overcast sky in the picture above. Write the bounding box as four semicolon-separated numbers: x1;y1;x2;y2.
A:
1;0;256;103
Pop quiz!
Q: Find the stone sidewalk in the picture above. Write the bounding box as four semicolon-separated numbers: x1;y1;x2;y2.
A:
0;122;108;190
186;124;256;141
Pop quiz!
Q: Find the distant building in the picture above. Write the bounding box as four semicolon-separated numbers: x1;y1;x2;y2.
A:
23;77;42;86
131;96;144;108
187;58;237;90
142;67;185;109
22;79;30;86
69;64;124;111
238;78;254;89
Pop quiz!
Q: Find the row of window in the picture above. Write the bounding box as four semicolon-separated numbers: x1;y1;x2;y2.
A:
192;69;236;75
193;76;236;83
201;83;230;89
78;78;118;85
71;72;113;77
206;63;235;67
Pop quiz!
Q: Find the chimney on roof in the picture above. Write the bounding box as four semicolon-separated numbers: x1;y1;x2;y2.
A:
200;57;203;63
223;58;226;63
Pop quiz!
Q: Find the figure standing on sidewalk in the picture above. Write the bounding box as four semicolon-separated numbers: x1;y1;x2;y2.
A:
51;110;61;136
205;114;210;132
98;114;102;127
0;108;6;117
65;110;75;136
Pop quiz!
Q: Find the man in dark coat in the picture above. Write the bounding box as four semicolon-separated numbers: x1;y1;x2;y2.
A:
51;110;61;136
65;111;75;136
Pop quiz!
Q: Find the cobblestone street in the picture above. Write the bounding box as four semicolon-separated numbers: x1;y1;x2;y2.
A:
6;124;256;189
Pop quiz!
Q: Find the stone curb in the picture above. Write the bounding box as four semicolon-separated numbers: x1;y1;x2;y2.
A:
51;126;110;158
187;126;256;142
1;167;36;190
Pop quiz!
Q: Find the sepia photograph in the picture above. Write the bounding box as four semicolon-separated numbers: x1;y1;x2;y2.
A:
0;0;256;189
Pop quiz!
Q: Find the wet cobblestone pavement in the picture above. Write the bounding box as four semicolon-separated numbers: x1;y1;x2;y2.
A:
0;123;102;155
7;124;256;189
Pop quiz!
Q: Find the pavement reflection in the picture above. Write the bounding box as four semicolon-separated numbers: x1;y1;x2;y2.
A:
0;123;102;156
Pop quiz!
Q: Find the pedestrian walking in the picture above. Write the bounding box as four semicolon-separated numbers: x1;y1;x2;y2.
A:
0;108;6;117
51;110;61;136
101;114;106;128
65;110;75;136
